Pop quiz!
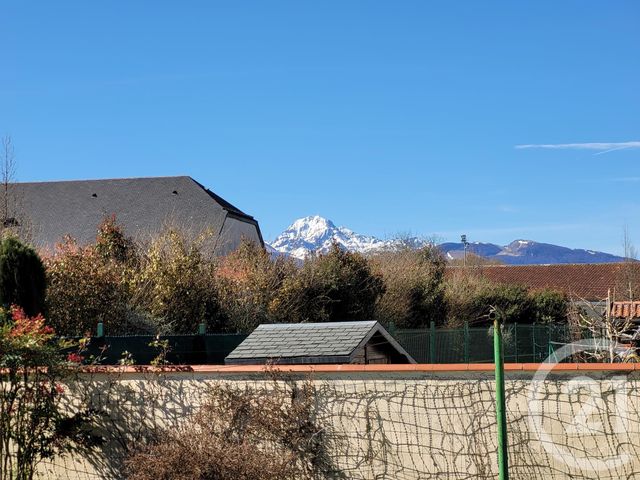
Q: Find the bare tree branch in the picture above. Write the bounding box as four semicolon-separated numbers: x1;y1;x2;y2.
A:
1;135;16;223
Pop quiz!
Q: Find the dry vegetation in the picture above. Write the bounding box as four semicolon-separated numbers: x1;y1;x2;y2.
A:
444;269;568;327
40;216;569;336
125;377;338;480
216;241;296;332
371;245;446;328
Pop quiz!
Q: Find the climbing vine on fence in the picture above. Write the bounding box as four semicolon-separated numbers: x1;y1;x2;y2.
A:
0;306;99;480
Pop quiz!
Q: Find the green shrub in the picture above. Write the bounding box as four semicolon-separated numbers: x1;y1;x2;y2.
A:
44;216;142;336
273;244;385;323
42;214;570;338
444;272;487;326
45;237;131;336
216;240;296;333
472;282;534;324
128;229;222;333
46;220;223;336
530;288;568;324
0;236;46;316
373;245;447;328
445;271;569;326
95;214;136;264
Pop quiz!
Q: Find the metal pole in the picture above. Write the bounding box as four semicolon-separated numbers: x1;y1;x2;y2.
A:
514;323;518;363
430;321;436;364
493;312;509;480
464;321;469;363
531;326;536;362
461;234;468;267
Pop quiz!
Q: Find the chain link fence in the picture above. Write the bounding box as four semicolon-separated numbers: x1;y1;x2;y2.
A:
69;322;582;365
69;333;247;365
391;323;576;363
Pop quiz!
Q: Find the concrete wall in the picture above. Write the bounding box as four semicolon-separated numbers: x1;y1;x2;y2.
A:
39;364;640;480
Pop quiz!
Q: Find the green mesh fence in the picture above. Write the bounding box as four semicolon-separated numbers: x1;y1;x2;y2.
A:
67;334;248;365
393;324;574;363
67;323;575;365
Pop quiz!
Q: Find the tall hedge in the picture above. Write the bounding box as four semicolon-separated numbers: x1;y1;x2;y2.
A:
0;236;46;316
373;245;447;328
45;237;131;336
273;244;385;323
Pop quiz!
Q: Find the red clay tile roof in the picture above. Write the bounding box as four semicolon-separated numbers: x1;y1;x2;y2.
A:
610;301;640;319
448;263;627;301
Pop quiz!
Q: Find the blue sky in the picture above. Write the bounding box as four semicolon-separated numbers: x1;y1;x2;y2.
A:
2;1;639;254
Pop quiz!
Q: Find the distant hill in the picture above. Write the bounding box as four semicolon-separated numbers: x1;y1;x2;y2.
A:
268;216;627;265
439;239;625;264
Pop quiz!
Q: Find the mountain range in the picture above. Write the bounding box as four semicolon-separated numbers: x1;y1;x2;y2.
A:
267;216;627;265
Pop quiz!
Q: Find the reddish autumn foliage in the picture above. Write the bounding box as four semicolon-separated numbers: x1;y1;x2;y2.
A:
45;236;131;336
0;306;99;480
66;352;85;364
7;305;54;341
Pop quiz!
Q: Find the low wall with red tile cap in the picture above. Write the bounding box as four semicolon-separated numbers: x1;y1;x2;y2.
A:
40;364;640;480
75;362;640;373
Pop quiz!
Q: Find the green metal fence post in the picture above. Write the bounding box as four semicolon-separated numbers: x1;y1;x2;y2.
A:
514;323;518;363
492;311;509;480
464;321;469;363
198;323;206;335
388;321;396;336
429;321;436;364
531;326;536;362
96;322;104;338
547;325;552;363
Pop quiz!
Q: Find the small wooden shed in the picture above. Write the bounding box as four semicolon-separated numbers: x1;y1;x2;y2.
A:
225;321;416;365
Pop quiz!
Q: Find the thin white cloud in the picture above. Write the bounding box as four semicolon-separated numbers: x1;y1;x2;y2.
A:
611;177;640;183
515;141;640;154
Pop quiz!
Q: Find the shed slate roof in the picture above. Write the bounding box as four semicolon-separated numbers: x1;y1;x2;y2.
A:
11;176;263;252
225;321;416;365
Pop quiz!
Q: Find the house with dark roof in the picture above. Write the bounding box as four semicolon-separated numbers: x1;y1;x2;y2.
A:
225;321;416;365
10;176;263;255
447;263;631;302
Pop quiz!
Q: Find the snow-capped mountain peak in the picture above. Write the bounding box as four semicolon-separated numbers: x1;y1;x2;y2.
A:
286;215;337;242
268;216;627;264
269;216;391;259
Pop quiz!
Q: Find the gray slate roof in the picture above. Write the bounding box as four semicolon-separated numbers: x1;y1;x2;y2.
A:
11;176;263;252
225;321;416;365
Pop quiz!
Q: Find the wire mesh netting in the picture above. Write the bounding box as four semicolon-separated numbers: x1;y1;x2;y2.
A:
35;371;640;480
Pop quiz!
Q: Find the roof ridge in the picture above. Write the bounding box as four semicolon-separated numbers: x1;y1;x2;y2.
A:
258;321;377;329
11;176;264;252
14;175;192;185
189;178;255;220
